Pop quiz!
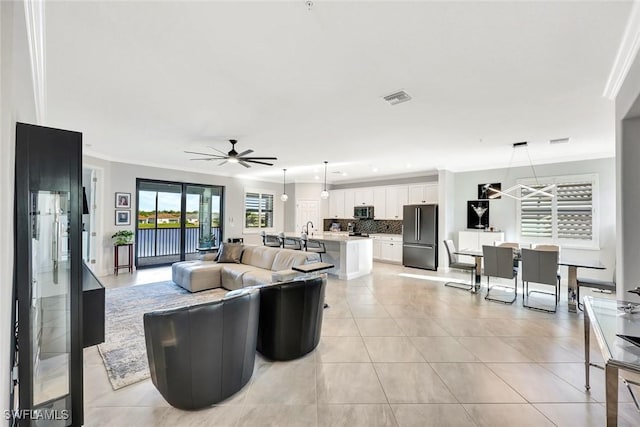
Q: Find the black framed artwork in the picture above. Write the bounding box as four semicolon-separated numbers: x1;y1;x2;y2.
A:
115;210;131;226
467;200;490;229
115;192;131;208
478;183;501;200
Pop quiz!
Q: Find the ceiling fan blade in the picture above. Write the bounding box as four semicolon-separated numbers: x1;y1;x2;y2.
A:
218;160;228;166
245;159;275;166
207;145;229;156
239;160;251;168
241;156;279;161
190;158;215;161
237;149;254;157
184;150;217;157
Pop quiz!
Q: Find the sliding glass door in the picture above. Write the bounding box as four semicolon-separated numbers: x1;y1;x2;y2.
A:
136;180;223;268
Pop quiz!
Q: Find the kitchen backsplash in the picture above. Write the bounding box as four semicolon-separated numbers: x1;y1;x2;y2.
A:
323;219;403;234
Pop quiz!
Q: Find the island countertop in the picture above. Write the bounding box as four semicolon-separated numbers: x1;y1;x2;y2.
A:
283;232;371;242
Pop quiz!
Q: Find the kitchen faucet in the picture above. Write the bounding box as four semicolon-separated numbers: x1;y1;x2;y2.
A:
303;221;314;236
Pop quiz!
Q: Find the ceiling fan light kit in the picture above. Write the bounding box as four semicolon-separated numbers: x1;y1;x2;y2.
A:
185;139;278;168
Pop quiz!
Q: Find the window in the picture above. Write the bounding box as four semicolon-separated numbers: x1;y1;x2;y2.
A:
244;191;274;230
518;174;597;247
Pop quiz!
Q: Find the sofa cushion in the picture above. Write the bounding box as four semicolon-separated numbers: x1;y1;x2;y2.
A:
271;250;320;271
221;264;263;291
240;246;279;270
216;243;244;263
242;269;276;287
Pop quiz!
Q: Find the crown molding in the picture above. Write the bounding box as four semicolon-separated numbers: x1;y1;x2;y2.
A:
603;0;640;100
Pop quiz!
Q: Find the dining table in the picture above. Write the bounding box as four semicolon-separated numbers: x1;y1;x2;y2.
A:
454;248;606;312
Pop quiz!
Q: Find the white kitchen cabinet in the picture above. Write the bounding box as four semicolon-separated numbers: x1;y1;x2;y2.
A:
373;187;386;219
372;234;403;263
354;188;374;206
344;189;355;216
328;189;345;218
384;186;408;220
408;184;438;204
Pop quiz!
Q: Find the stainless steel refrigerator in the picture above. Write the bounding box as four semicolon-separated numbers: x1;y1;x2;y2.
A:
402;204;438;270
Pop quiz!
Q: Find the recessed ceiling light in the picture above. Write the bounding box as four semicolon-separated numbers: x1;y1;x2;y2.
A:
314;175;320;180
342;172;348;176
372;167;379;172
549;137;570;144
406;163;412;168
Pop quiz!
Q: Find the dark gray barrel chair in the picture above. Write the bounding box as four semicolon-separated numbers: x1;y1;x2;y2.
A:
144;288;260;409
257;276;326;361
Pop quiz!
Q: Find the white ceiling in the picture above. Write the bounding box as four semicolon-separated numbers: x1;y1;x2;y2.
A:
44;1;632;184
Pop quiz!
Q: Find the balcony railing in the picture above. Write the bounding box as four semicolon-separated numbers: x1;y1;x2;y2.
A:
137;227;221;258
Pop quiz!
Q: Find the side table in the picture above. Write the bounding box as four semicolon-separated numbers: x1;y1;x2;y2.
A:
114;243;134;275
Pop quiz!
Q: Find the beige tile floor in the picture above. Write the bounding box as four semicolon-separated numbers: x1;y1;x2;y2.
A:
84;262;640;426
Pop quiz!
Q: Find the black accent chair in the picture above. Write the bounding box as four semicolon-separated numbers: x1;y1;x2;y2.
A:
144;288;260;410
257;277;326;361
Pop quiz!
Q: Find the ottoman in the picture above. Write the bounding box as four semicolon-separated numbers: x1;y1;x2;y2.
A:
172;261;223;292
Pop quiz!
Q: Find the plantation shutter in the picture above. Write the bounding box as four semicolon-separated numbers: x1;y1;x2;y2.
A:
520;185;553;238
260;194;274;228
245;192;261;228
556;182;593;240
245;192;274;228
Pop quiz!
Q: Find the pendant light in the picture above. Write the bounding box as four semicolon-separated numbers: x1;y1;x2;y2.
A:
320;161;329;199
280;169;288;202
485;142;555;200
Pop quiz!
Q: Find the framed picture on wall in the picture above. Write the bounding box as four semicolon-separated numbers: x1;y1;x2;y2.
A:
115;210;131;226
467;200;489;229
115;192;131;208
478;183;501;200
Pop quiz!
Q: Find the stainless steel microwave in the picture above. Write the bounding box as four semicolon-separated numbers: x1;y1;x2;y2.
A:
354;206;374;219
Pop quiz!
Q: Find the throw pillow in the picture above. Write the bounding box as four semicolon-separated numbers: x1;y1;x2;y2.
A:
216;243;244;263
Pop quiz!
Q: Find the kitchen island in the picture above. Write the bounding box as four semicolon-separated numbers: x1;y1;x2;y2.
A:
287;233;373;280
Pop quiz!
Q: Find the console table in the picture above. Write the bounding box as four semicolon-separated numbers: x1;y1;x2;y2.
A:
583;296;640;426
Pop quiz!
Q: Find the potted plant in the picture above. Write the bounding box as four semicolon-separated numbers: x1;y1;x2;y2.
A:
112;230;134;245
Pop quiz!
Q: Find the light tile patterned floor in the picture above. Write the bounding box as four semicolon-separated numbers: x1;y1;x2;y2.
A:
84;262;640;426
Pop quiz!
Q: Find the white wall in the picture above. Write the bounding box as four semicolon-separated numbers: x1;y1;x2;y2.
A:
1;1;38;419
84;156;286;276
438;170;456;269
615;26;640;301
452;158;616;280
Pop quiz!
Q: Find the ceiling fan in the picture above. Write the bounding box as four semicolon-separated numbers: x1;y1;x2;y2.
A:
185;139;278;168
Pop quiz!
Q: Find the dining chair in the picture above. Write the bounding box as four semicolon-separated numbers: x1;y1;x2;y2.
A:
495;241;521;268
482;245;518;304
577;268;616;311
443;239;476;291
521;248;561;312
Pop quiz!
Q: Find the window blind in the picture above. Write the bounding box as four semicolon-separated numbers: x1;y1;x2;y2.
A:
520;184;553;238
556;182;592;240
245;192;274;228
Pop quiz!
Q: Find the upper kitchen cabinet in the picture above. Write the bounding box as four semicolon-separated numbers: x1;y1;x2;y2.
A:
373;187;386;219
354;188;374;206
328;189;345;218
385;186;408;220
408;183;438;204
344;189;355;214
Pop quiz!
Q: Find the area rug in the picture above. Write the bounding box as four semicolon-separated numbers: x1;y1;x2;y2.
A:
97;281;227;390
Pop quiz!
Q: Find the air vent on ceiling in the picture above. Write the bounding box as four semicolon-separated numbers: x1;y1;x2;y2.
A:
383;90;412;106
549;137;570;144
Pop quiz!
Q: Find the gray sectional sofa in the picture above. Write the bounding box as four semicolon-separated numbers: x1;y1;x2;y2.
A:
171;245;320;292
